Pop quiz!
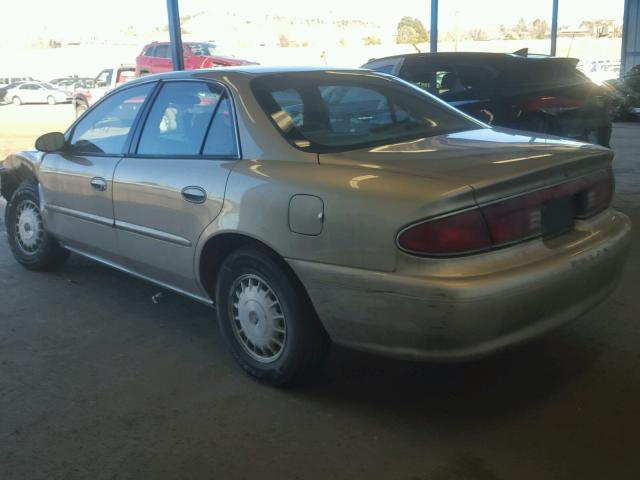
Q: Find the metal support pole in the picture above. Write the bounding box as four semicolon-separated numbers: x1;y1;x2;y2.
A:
166;0;184;71
430;0;438;53
550;0;559;56
620;0;630;76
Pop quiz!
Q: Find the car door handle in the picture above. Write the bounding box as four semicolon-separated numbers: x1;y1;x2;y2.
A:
90;177;107;191
181;186;207;204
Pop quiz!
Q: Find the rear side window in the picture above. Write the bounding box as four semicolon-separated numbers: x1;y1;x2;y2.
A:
454;64;497;94
70;83;154;155
202;96;238;156
374;64;395;74
138;81;237;157
154;44;170;59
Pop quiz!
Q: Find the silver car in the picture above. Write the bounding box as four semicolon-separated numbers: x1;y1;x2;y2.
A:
0;67;631;385
5;81;72;105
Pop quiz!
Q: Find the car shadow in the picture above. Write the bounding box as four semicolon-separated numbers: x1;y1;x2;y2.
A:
293;323;604;430
30;251;607;431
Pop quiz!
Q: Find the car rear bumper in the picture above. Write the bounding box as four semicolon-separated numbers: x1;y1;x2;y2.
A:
288;209;631;361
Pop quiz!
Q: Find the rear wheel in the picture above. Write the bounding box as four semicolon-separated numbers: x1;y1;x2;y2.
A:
12;96;22;106
6;182;70;271
215;247;329;386
47;95;56;105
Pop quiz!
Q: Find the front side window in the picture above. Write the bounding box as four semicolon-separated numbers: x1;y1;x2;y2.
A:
252;72;479;153
70;83;154;155
187;43;223;57
138;81;236;157
95;69;112;87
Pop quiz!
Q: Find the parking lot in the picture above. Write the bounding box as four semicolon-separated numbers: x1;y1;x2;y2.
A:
1;105;639;479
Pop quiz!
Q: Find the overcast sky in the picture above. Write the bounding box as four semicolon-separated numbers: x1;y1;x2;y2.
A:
3;0;624;42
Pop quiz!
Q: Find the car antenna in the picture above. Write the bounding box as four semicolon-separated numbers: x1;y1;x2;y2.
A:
412;43;422;54
513;48;528;56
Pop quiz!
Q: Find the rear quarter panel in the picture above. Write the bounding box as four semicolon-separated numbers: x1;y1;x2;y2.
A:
196;159;476;273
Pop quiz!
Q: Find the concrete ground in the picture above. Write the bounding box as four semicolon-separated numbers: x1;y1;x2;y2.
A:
1;122;639;480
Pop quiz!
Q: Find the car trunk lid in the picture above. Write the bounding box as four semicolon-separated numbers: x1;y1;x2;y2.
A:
319;128;613;205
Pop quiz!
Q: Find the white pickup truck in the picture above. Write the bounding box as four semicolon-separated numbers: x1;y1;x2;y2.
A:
72;65;136;117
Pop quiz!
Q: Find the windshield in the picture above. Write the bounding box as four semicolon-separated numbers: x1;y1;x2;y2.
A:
188;43;224;57
251;71;480;153
42;83;57;90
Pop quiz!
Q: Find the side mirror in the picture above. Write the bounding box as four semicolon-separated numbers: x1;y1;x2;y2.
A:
35;132;66;153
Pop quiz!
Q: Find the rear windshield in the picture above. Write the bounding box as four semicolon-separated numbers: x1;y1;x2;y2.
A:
251;72;479;153
507;59;587;87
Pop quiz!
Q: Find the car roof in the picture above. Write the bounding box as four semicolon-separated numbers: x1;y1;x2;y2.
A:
124;66;368;86
365;51;577;64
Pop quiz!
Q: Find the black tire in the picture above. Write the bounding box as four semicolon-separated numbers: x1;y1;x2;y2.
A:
215;247;329;386
75;102;88;118
5;182;70;271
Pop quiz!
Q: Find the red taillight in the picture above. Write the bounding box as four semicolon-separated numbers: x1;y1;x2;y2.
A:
518;96;584;115
398;209;492;255
398;169;614;256
481;190;545;245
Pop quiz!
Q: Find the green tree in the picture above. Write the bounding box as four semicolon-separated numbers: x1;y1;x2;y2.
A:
363;35;382;46
396;16;428;44
532;19;549;39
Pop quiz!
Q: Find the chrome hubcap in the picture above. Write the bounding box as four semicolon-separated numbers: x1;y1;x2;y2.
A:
15;200;44;254
230;274;287;363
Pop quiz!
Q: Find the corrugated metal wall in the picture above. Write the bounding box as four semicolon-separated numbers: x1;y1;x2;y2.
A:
622;0;640;73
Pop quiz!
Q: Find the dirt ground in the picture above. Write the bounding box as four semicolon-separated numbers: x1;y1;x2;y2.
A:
0;103;75;159
1;114;639;479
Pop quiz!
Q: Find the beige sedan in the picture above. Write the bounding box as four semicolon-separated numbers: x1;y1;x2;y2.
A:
0;67;631;385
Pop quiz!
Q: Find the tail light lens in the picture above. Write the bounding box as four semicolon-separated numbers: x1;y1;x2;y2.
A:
574;169;614;218
398;169;614;256
398;209;492;255
518;96;584;116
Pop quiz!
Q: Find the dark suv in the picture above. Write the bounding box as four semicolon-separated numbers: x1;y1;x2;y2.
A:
362;52;613;146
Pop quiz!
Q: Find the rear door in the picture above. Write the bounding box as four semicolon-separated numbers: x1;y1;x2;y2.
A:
18;83;39;103
112;79;239;296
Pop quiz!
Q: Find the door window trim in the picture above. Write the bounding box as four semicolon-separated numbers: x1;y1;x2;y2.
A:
127;78;242;161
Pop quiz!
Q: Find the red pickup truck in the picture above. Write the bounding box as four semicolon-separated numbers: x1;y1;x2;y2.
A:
135;41;258;76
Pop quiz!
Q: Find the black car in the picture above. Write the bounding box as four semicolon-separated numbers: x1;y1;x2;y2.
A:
606;64;640;119
362;52;613;147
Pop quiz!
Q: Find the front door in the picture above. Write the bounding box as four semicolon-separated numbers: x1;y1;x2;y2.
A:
113;80;239;295
39;82;155;261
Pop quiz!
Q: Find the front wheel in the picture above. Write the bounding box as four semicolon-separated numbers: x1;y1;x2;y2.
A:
12;96;22;106
6;182;70;271
47;95;56;105
215;247;329;386
75;102;87;118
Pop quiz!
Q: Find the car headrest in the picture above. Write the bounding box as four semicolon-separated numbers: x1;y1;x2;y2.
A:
440;72;457;90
